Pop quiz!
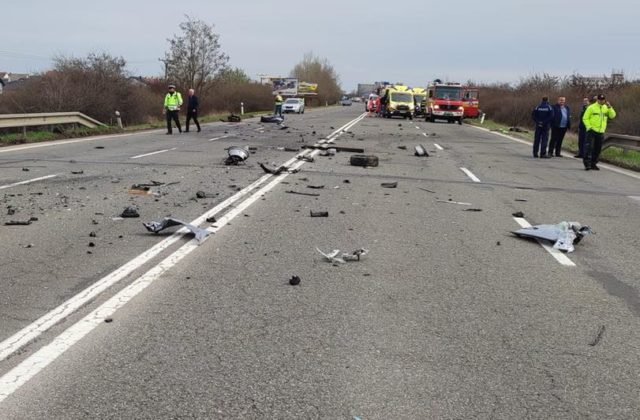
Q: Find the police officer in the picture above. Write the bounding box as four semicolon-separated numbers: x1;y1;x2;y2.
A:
531;96;554;158
274;91;284;117
582;94;616;170
164;84;183;134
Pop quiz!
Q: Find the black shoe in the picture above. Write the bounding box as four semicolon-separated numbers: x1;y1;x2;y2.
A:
591;165;600;170
166;132;172;135
574;154;582;158
540;155;551;159
197;129;201;132
184;130;189;133
533;154;539;158
556;154;562;157
584;164;591;170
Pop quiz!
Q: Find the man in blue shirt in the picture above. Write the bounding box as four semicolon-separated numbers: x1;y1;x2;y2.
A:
531;97;554;158
548;96;571;157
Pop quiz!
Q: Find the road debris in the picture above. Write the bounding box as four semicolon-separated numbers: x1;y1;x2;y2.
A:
303;145;365;153
120;206;140;218
320;148;337;156
307;185;325;189
381;182;398;188
397;145;407;150
464;208;483;212
143;217;211;243
227;114;241;122
95;146;105;149
286;190;320;197
225;146;250;165
206;216;217;223
260;115;284;124
512;211;525;218
71;170;84;175
310;210;329;217
289;275;301;286
5;220;32;226
296;155;315;162
589;325;606;346
418;187;436;193
259;162;298;175
316;248;369;264
515;199;528;202
436;199;472;206
22;167;29;172
350;154;379;167
195;191;209;199
513;221;593;253
414;145;429;157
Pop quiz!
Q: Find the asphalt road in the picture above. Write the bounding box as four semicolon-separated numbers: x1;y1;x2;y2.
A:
1;106;639;419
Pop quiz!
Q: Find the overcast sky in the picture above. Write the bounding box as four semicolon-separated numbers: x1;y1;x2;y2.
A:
2;0;639;90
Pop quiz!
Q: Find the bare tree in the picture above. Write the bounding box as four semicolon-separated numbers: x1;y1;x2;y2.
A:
290;52;342;104
161;16;229;94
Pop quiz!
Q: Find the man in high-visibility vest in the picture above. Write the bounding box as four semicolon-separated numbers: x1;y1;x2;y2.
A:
582;94;616;170
274;91;284;117
164;84;183;134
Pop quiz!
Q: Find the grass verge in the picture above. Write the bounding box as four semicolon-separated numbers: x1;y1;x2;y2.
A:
466;118;640;172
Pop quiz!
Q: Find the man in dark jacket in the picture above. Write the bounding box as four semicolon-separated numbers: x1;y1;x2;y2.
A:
185;88;201;133
531;96;554;158
574;97;592;158
548;96;571;157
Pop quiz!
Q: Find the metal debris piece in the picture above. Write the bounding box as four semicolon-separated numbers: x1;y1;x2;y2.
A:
22;167;30;171
289;275;301;286
464;208;483;212
414;145;429;157
259;162;298;175
5;220;32;226
320;148;337;156
316;247;369;264
143;217;211;243
307;185;325;189
227;114;241;122
196;191;208;199
120;206;140;218
260;115;284;124
286;190;320;197
436;199;472;206
513;221;593;253
206;216;217;223
350;154;379;167
381;182;398;188
71;170;84;174
310;210;329;217
398;145;407;150
226;146;250;165
512;211;525;218
297;155;314;162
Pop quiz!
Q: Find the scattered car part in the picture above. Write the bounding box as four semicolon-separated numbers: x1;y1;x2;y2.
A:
512;211;525;218
414;145;429;157
512;221;593;253
225;146;250;165
381;182;398;188
120;206;140;218
260;115;284;123
310;211;329;217
307;185;325;189
350;155;379;167
303;145;365;153
286;190;320;197
227;114;241;122
289;275;301;286
4;220;32;226
316;248;369;264
436;200;472;206
143;217;211;243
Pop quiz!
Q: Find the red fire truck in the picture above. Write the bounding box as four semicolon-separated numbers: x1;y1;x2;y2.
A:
424;81;464;124
462;87;480;118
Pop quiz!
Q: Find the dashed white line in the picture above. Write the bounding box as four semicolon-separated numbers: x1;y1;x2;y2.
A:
422;133;428;137
0;113;367;404
0;174;60;190
130;148;176;159
415;126;420;129
208;135;231;142
434;143;444;151
513;217;576;267
460;167;481;183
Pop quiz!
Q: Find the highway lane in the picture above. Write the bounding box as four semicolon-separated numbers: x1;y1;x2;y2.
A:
1;107;640;418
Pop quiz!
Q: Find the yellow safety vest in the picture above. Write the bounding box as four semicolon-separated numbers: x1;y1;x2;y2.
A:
164;92;183;111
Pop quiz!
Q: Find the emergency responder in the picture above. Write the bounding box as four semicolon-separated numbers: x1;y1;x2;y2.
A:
164;84;183;134
531;96;554;158
548;96;571;157
583;94;616;170
274;91;284;117
185;88;201;133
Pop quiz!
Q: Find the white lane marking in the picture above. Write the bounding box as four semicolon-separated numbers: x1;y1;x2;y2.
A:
0;113;366;366
434;143;444;151
415;126;420;129
629;196;640;204
0;174;60;190
513;217;576;267
468;124;640;181
130;148;176;159
0;113;367;404
208;135;230;142
460;167;481;183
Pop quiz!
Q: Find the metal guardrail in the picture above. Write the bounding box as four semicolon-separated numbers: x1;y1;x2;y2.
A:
0;112;106;130
603;133;640;153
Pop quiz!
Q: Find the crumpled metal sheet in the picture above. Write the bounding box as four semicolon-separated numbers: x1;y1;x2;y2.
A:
316;247;369;264
143;217;211;243
513;221;593;253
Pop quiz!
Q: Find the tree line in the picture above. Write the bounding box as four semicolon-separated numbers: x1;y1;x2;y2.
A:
0;16;343;127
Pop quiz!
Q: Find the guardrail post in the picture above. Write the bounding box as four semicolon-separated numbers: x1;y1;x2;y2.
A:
240;102;244;115
115;111;123;129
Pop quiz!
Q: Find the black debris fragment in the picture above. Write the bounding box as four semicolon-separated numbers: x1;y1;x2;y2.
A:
95;146;105;149
71;170;84;174
22;168;30;172
121;206;140;218
89;231;97;237
227;114;241;122
397;145;407;150
589;325;606;346
104;317;113;323
512;211;525;218
310;210;329;217
296;155;315;162
88;242;96;247
286;190;320;197
260;115;284;123
350;155;379;167
5;220;31;226
464;208;483;212
343;180;350;184
515;199;528;202
289;275;301;286
206;216;217;223
143;217;210;243
307;185;325;189
196;191;207;199
496;241;501;246
381;182;398;188
418;187;436;193
7;207;15;215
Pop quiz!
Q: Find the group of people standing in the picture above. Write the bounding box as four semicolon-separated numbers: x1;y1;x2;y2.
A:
164;84;201;134
532;94;616;170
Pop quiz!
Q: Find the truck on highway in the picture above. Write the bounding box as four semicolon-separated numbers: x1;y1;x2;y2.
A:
381;84;415;119
411;87;427;117
462;87;480;118
425;81;464;124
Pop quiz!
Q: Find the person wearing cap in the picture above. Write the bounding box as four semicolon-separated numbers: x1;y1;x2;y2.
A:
164;84;183;134
274;91;284;117
531;96;554;158
582;94;616;170
548;96;571;157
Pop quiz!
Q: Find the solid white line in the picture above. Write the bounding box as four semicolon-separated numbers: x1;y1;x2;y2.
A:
0;174;60;190
130;148;175;159
0;113;365;369
0;112;367;403
434;143;444;151
460;167;481;183
513;217;576;267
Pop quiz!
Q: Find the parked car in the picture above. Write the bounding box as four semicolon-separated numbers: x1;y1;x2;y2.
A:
283;98;305;114
340;96;352;106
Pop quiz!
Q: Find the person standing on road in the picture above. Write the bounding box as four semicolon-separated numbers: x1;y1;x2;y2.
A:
582;94;616;170
531;96;554;158
164;84;183;135
548;96;571;157
185;88;201;133
274;91;284;117
575;97;592;158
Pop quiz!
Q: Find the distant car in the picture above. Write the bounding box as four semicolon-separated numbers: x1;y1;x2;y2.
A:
351;97;362;103
283;98;305;114
340;96;352;106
